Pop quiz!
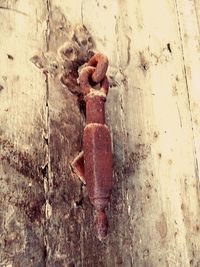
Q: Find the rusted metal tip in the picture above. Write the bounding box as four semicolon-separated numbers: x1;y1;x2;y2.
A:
95;210;108;241
88;53;109;83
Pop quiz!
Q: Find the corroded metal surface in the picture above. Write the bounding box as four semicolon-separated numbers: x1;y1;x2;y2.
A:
73;53;113;240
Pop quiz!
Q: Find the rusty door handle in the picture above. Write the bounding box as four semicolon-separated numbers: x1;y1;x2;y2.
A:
72;53;112;241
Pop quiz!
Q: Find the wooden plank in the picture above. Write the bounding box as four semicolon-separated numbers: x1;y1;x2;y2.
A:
69;0;200;266
0;1;47;266
173;0;200;265
115;0;200;266
44;1;123;266
43;2;85;266
44;0;200;266
1;0;200;266
175;0;200;179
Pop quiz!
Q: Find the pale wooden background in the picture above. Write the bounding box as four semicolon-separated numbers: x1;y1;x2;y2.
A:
0;0;200;266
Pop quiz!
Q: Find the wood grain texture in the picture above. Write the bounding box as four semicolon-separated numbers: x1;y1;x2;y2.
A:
0;0;48;266
0;0;200;266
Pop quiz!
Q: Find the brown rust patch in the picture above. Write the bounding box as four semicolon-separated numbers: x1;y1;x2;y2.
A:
7;54;14;60
60;70;81;95
139;52;149;72
4;218;26;256
31;17;95;114
156;213;167;239
0;137;44;184
15;194;45;224
30;55;45;69
124;144;151;176
59;24;95;96
153;131;159;139
49;104;82;178
31;8;95;98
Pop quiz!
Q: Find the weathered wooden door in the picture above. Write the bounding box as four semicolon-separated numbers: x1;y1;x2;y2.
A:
1;1;200;266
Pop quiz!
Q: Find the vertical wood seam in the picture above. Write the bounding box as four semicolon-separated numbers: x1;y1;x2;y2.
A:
115;4;128;165
174;0;200;180
81;0;84;25
194;0;200;37
44;0;51;265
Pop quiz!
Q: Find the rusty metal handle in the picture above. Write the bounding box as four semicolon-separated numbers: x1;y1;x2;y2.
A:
76;52;112;241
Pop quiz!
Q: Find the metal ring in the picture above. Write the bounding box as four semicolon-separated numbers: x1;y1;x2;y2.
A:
79;66;109;96
87;53;108;83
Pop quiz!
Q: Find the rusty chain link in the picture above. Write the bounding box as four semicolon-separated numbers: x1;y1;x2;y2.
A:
79;53;109;97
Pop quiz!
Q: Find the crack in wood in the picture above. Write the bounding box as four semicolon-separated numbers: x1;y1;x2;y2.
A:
175;0;199;179
0;6;27;16
43;0;51;265
194;0;200;38
126;34;131;66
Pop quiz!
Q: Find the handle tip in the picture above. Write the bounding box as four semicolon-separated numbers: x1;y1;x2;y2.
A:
95;210;108;241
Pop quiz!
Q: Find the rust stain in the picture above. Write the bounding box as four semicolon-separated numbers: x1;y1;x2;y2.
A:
59;24;95;96
139;52;149;72
15;194;45;224
50;105;82;175
153;131;159;139
0;84;4;91
124;144;151;176
30;55;45;69
156;213;168;239
4;218;26;256
0;137;44;184
7;54;14;60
